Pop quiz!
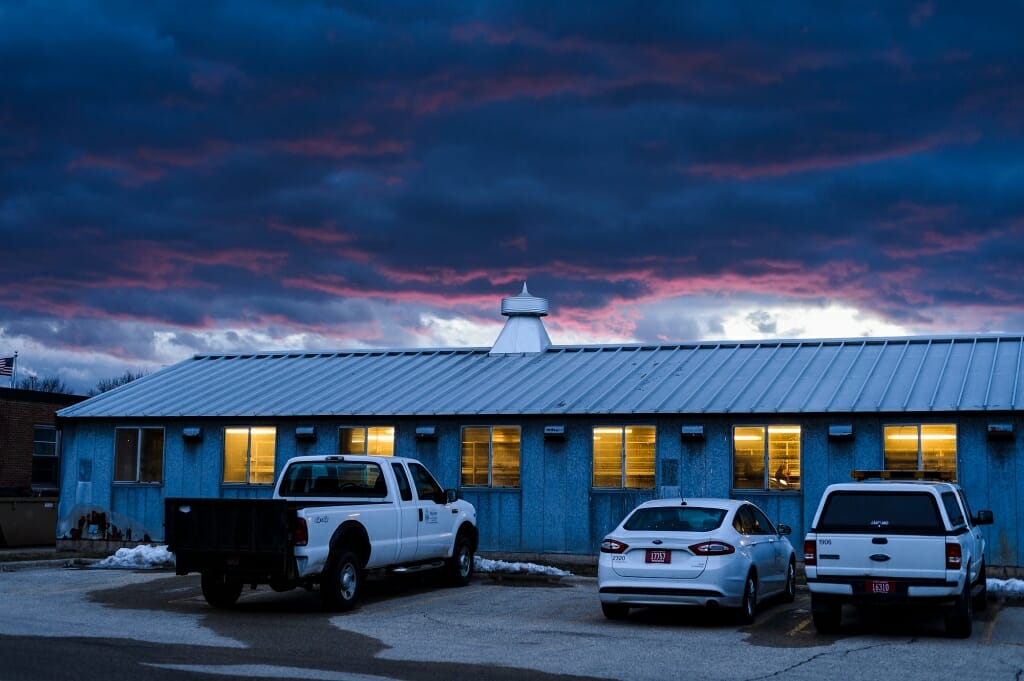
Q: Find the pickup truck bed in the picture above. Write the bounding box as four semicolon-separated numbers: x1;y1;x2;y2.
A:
165;498;295;579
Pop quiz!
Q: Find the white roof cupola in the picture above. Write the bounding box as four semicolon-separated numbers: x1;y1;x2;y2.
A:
490;283;552;355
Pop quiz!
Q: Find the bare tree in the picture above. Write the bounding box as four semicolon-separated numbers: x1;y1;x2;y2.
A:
93;369;148;394
17;375;73;394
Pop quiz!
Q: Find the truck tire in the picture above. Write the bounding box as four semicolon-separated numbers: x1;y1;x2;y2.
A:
945;571;974;639
201;571;242;608
811;595;841;634
321;549;362;612
444;533;474;587
972;561;988;612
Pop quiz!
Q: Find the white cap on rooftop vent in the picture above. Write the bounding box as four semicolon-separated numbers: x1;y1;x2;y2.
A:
490;283;552;354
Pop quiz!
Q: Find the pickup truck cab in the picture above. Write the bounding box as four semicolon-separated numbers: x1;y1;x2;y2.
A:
803;470;993;638
166;455;478;611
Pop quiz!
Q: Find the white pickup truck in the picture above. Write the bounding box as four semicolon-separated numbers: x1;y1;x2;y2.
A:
803;471;993;638
165;455;478;611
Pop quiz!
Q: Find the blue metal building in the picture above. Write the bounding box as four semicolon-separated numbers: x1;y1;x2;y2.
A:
56;288;1024;569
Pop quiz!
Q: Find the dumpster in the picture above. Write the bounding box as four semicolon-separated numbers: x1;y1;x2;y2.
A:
0;497;58;547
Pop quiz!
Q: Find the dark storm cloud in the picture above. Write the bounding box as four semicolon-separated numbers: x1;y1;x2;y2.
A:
4;1;1024;390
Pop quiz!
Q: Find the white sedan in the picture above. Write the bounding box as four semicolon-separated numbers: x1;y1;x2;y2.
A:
598;498;796;622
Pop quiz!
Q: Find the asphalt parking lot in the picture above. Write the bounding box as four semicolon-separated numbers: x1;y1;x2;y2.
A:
0;565;1022;681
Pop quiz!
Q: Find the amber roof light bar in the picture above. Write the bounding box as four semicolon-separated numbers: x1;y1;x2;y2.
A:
850;469;956;482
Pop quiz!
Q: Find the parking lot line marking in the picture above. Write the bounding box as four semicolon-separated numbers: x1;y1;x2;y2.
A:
786;617;811;636
980;606;999;645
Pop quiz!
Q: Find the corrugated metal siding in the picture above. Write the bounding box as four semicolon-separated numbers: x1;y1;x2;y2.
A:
60;336;1024;419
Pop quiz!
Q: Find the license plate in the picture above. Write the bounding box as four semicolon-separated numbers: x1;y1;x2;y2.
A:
867;579;893;594
645;549;670;564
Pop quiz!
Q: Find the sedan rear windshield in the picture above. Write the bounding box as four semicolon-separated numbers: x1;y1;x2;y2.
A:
816;491;944;535
279;462;387;498
624;506;727;533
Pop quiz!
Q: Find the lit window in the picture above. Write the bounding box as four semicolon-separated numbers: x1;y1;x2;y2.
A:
223;427;276;484
32;426;59;490
592;426;655;489
884;424;956;479
461;426;520;487
339;427;395;456
733;425;800;491
114;427;164;483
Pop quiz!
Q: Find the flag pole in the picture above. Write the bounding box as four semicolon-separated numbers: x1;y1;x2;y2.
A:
11;351;17;388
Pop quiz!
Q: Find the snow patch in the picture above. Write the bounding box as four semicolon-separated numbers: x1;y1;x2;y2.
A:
988;578;1024;594
473;557;572;576
94;544;175;569
92;545;575;578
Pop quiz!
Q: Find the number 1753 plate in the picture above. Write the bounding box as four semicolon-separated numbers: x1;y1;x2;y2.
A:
645;549;670;564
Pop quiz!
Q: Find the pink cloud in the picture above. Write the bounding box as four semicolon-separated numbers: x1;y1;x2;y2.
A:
687;131;980;180
882;230;994;259
67;155;165;186
135;141;234;167
910;2;935;27
268;220;357;246
277;137;405;159
281;274;506;312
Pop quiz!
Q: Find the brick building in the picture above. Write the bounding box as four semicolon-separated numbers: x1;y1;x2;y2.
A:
1;387;86;547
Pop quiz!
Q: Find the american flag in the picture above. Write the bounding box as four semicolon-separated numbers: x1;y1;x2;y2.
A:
0;356;13;377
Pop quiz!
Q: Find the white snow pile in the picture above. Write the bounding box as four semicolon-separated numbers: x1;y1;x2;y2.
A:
91;545;574;577
988;578;1024;595
94;544;175;569
473;557;572;577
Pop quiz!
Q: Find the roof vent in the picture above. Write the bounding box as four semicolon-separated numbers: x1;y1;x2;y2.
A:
490;283;552;355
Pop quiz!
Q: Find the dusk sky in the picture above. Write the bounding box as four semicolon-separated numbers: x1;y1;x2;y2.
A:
4;2;1024;393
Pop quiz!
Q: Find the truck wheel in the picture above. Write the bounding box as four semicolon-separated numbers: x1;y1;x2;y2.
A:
972;561;988;612
737;571;758;624
201;571;242;608
945;573;974;639
444;534;474;587
322;549;362;612
811;595;841;634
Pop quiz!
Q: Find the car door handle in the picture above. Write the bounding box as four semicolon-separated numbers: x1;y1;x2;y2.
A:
419;509;423;521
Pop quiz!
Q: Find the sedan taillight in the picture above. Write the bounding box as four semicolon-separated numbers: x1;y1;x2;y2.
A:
293;517;308;547
945;542;962;570
600;538;629;554
803;539;816;566
688;541;735;556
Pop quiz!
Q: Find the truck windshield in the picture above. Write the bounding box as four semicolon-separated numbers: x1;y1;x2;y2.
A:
816;491;944;535
280;462;388;498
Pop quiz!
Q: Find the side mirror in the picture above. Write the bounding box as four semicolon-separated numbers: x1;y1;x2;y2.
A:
974;510;994;526
445;488;460;504
777;523;792;536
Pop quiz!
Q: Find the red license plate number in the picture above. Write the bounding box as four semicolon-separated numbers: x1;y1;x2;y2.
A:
645;549;671;564
867;579;893;594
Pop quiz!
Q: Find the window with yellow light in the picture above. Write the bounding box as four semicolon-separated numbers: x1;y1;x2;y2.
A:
460;426;520;487
592;426;655;489
884;424;956;479
223;426;276;484
732;425;801;491
339;426;395;456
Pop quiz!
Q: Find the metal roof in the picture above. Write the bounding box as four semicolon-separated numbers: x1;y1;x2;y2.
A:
59;335;1024;419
